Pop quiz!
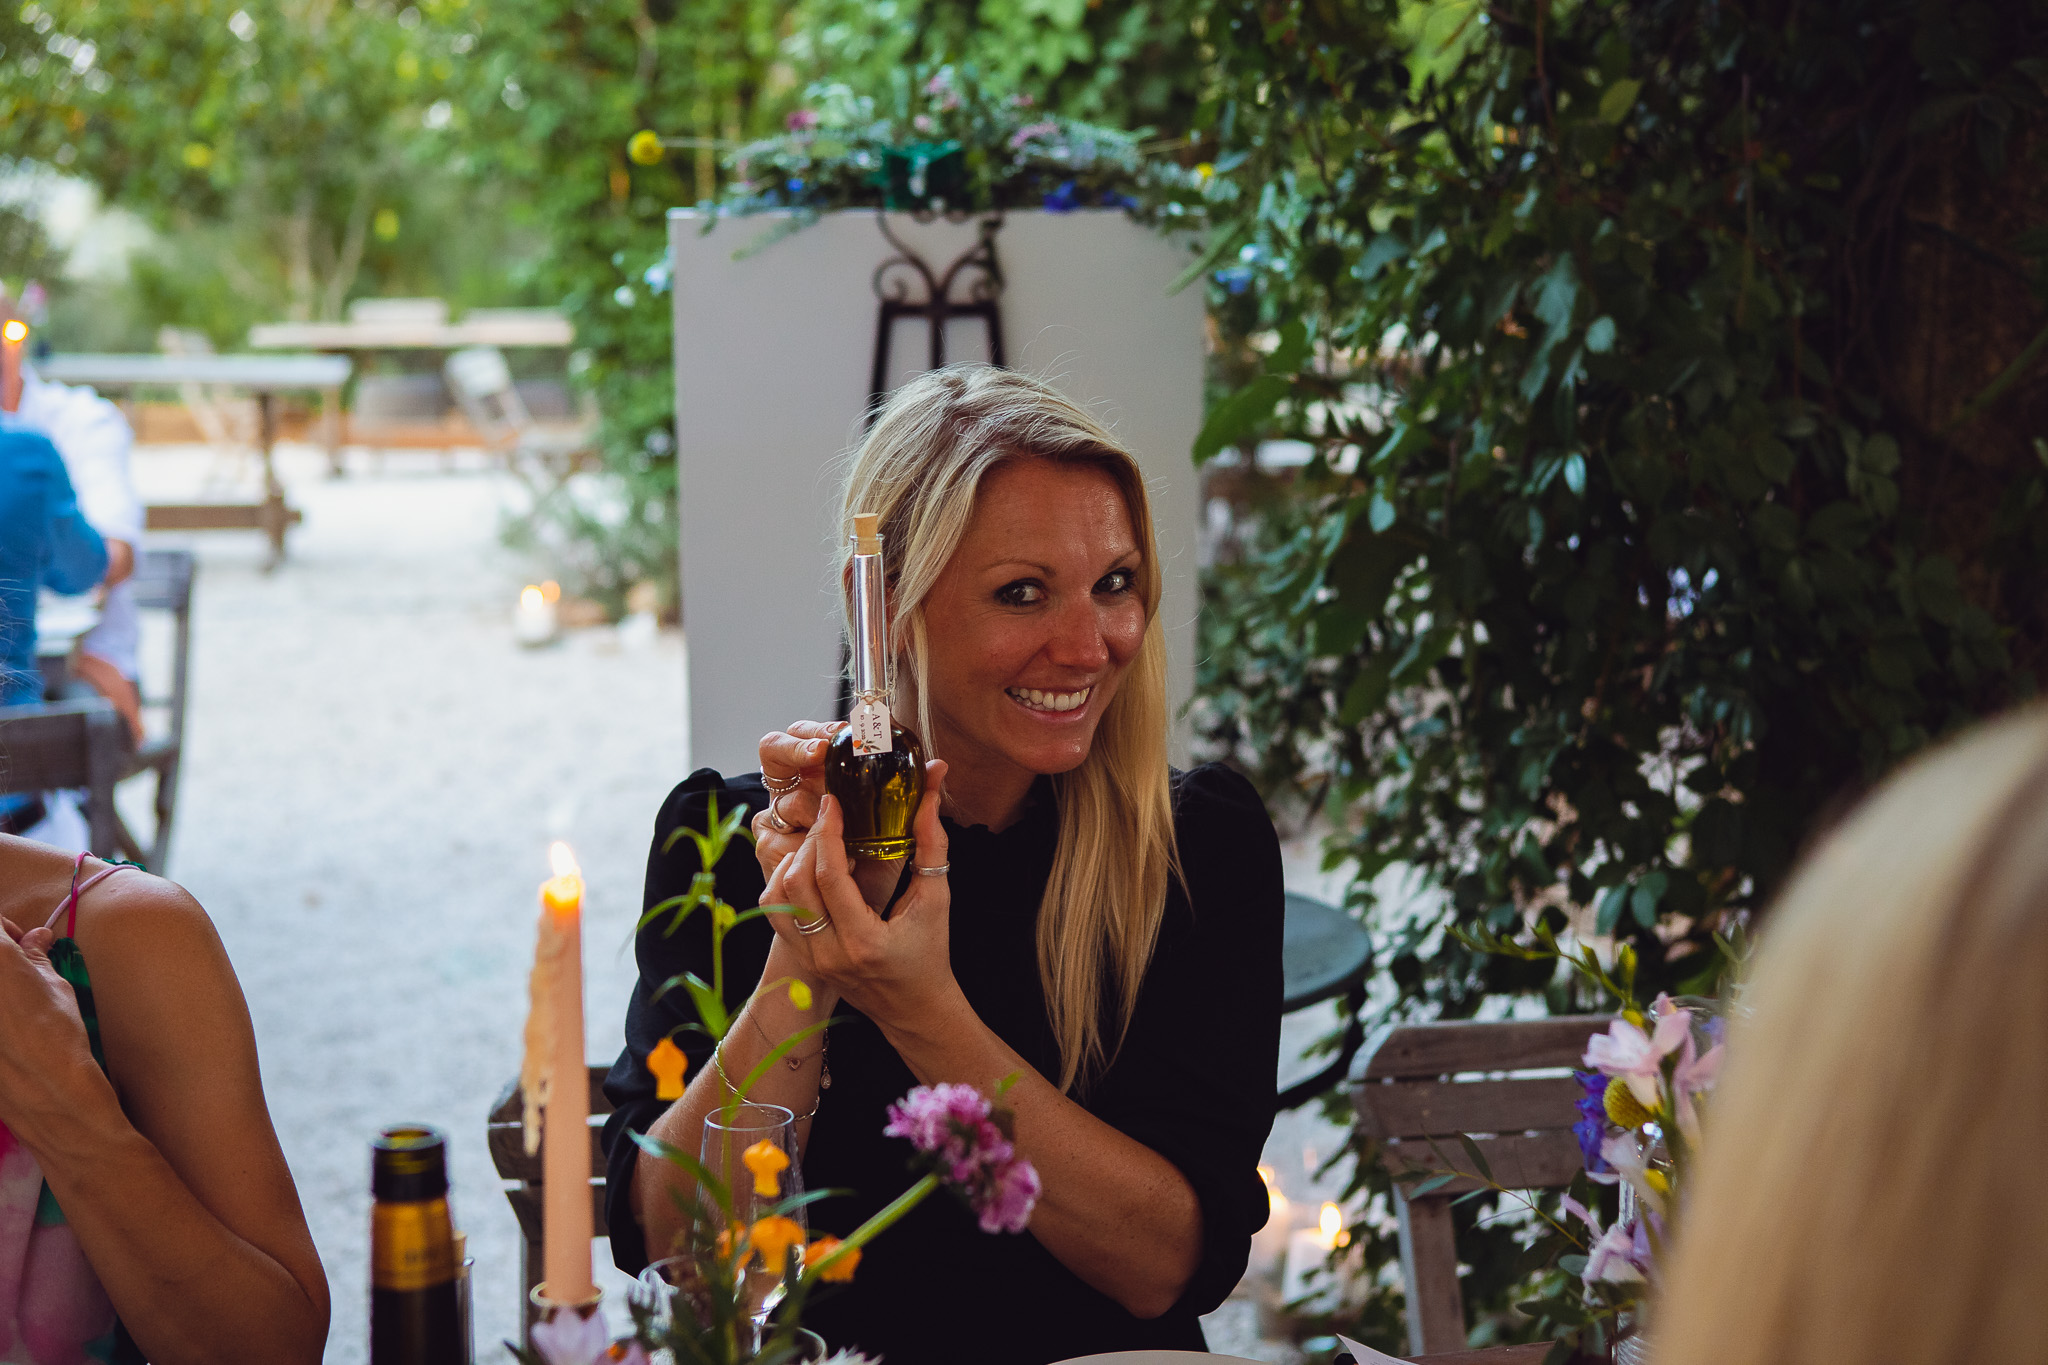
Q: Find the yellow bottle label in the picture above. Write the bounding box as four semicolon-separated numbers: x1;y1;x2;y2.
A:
372;1199;458;1291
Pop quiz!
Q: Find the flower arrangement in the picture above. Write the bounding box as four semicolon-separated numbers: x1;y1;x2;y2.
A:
631;65;1205;247
511;795;1040;1365
1384;925;1734;1362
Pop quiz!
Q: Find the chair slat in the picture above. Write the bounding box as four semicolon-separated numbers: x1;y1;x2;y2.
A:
502;1184;608;1242
0;701;118;792
487;1065;614;1126
1377;1130;1585;1194
1355;1076;1584;1141
1359;1016;1614;1080
487;1120;608;1185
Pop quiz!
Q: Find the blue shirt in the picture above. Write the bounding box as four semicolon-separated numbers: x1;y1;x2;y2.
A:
1;429;107;708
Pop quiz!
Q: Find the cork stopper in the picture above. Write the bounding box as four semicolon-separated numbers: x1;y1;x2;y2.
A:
852;512;881;555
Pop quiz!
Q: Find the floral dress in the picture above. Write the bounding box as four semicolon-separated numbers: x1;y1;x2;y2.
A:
0;859;143;1365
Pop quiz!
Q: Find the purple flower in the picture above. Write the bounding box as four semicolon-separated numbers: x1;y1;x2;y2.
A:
1010;92;1035;108
786;108;818;133
913;114;934;134
1572;1071;1612;1175
1042;180;1078;212
1584;1219;1648;1285
885;1083;1040;1234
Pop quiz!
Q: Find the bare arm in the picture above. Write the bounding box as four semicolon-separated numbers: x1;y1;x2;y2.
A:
2;876;328;1365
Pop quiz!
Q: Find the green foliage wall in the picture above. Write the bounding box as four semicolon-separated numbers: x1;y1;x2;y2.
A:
1188;0;2048;1345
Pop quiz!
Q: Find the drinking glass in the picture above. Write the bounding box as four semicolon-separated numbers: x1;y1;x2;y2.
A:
699;1102;803;1339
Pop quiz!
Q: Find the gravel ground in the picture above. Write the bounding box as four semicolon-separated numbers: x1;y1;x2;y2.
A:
121;440;1349;1364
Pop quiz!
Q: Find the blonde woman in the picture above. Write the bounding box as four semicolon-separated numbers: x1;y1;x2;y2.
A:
1654;704;2048;1363
602;367;1285;1365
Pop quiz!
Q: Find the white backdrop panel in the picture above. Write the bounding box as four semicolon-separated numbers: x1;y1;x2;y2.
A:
670;207;1202;776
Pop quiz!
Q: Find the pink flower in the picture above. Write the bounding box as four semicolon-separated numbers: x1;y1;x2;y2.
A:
1670;1033;1724;1140
978;1157;1040;1233
1010;93;1035;108
1583;1005;1690;1109
1008;120;1060;151
530;1307;610;1365
924;72;952;97
785;109;818;132
1585;1220;1648;1284
913;114;934;133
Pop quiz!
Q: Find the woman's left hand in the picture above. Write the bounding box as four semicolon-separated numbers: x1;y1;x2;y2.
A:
0;919;111;1140
764;759;958;1030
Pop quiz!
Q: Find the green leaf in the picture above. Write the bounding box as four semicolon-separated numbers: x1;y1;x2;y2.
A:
1266;317;1311;374
1337;660;1393;726
679;972;729;1039
1457;1133;1495;1183
1598;78;1642;124
1584;315;1617;353
1404;1172;1457;1197
1595;885;1628;936
1368;491;1396;532
1357;230;1405;281
1563;452;1587;496
1192;373;1288;464
1631;871;1668;928
1167;212;1249;294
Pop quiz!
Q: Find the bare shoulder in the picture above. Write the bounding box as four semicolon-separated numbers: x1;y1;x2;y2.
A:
71;866;222;955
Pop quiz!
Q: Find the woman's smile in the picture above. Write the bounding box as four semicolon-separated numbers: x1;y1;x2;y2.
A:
1005;684;1093;716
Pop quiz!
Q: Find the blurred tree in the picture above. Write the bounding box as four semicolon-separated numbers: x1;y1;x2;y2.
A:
0;0;531;342
1187;0;2048;1346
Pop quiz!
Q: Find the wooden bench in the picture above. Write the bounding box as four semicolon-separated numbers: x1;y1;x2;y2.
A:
1350;1016;1614;1357
486;1065;613;1346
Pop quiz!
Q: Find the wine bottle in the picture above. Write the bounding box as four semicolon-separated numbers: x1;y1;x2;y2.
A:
825;512;925;860
371;1124;466;1365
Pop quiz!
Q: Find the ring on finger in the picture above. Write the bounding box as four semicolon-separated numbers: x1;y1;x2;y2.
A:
914;862;950;878
765;803;793;834
762;772;801;795
795;912;832;936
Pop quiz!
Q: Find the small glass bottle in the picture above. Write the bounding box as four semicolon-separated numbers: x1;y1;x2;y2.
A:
824;512;925;860
370;1124;466;1365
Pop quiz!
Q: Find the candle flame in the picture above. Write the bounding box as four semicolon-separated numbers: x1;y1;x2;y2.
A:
1;320;25;344
540;579;562;603
521;585;544;609
1319;1202;1342;1240
1257;1163;1276;1189
549;841;580;879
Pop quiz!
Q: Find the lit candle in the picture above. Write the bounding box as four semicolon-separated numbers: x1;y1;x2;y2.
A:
1280;1201;1348;1310
1249;1163;1292;1275
522;841;595;1306
514;583;558;646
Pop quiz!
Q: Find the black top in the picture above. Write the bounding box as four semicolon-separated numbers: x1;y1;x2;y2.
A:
601;762;1285;1365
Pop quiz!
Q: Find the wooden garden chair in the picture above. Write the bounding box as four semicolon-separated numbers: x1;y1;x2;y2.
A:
1350;1016;1615;1358
487;1064;613;1347
113;548;194;873
0;697;126;855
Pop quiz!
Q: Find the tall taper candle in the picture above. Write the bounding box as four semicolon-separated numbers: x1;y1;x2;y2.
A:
534;842;595;1306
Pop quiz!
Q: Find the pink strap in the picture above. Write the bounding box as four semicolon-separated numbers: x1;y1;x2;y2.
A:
45;854;135;936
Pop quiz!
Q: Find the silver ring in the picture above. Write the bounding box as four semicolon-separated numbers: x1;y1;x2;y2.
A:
913;862;950;878
762;772;801;795
795;912;832;936
765;798;793;834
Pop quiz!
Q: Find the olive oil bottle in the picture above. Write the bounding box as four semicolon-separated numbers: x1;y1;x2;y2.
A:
370;1125;466;1365
825;512;925;860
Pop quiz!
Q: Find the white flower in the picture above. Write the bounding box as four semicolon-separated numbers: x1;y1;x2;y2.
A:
1585;1221;1648;1284
1593;1131;1667;1217
530;1308;610;1365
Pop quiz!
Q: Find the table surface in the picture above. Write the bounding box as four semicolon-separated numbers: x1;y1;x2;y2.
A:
35;592;100;657
39;353;354;388
247;310;573;350
1282;891;1373;1012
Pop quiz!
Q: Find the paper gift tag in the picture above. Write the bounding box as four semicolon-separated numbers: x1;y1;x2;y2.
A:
850;698;892;755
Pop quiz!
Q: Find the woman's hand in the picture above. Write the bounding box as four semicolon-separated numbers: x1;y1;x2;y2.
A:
762;760;956;1031
0;919;115;1142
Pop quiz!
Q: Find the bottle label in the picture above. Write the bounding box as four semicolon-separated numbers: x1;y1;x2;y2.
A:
372;1200;459;1291
850;698;893;756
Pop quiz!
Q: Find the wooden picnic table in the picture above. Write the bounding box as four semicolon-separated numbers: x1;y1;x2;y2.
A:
247;309;572;466
38;352;353;568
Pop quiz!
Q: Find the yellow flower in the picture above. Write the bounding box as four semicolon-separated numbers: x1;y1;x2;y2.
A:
182;142;214;169
1604;1075;1657;1130
742;1138;789;1198
787;979;813;1011
1194;162;1213;182
627;129;665;166
805;1235;859;1282
748;1215;805;1272
1644;1167;1672;1196
373;208;400;241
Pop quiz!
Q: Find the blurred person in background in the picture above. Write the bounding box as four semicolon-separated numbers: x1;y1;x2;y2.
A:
1654;703;2048;1364
0;424;106;833
1;290;146;853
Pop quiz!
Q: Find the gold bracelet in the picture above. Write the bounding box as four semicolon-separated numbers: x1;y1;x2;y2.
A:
751;1010;825;1068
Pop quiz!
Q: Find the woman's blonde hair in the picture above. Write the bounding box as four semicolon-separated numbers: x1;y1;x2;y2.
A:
838;365;1179;1093
1655;704;2048;1364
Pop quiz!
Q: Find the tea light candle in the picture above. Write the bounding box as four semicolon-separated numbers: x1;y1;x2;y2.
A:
1280;1201;1347;1309
514;584;558;646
